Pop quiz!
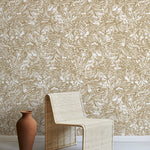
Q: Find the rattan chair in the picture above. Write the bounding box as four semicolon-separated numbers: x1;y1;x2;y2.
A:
45;91;113;150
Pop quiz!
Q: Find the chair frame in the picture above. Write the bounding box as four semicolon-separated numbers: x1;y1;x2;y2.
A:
45;92;113;150
45;94;79;150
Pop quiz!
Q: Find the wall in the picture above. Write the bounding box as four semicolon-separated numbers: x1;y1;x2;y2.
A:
0;0;149;135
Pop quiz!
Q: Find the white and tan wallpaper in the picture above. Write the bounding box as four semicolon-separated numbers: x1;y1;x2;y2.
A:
0;0;150;135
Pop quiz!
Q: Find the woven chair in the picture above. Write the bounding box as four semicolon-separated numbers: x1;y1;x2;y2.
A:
45;91;113;150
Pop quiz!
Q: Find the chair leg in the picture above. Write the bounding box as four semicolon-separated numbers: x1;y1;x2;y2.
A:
45;95;76;150
82;122;113;150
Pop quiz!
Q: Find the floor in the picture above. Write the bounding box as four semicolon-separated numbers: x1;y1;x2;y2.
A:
0;136;150;150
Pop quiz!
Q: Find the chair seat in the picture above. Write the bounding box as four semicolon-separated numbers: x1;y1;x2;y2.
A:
59;118;113;150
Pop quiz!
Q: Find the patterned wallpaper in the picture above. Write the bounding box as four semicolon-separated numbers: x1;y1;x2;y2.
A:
0;0;150;136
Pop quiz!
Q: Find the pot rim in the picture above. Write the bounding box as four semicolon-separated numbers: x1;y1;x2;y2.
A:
21;111;32;114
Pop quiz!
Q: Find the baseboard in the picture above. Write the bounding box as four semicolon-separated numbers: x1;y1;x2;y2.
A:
0;135;44;142
0;135;150;150
114;136;150;143
1;135;150;143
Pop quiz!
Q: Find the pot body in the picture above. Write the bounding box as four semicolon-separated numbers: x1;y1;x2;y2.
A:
16;111;37;150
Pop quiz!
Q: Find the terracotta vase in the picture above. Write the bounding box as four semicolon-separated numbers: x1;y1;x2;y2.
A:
16;111;37;150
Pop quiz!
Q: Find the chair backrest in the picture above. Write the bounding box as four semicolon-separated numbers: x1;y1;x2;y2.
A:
48;91;85;123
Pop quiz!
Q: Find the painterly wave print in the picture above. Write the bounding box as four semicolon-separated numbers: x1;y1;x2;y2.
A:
0;0;150;135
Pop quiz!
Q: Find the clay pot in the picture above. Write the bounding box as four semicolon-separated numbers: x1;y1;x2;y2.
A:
16;111;37;150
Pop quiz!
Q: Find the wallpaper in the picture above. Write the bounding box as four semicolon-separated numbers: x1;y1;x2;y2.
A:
0;0;150;136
